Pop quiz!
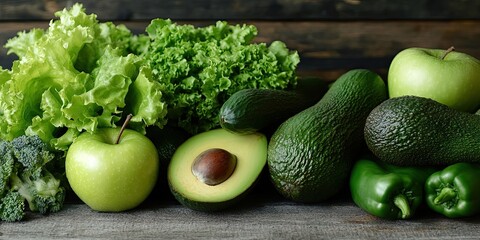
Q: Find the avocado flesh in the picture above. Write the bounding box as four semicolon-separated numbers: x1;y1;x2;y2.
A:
365;95;480;166
168;128;267;211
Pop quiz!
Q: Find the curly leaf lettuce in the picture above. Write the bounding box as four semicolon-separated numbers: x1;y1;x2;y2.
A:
134;19;300;134
1;4;167;150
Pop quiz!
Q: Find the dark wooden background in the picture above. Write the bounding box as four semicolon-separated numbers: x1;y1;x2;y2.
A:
1;0;479;82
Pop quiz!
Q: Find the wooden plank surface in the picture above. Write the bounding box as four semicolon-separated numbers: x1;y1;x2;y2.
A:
0;189;479;239
1;0;480;20
1;20;480;81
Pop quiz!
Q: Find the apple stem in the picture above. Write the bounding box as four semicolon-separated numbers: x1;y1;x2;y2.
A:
441;46;455;60
115;114;133;144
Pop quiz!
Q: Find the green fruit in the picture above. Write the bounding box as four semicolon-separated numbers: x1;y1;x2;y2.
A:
388;47;480;112
365;95;480;166
66;128;159;212
268;69;387;202
219;77;328;134
167;128;267;211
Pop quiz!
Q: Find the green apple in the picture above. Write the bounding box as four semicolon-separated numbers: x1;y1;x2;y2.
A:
388;47;480;112
66;127;159;212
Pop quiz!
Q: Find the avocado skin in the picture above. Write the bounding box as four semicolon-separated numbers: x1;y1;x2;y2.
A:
169;176;260;212
365;95;480;167
267;69;387;203
219;77;328;135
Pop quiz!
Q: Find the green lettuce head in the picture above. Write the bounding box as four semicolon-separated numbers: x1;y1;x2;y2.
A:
0;4;167;151
134;19;300;134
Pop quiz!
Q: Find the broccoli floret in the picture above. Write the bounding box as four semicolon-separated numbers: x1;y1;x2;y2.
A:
11;135;55;173
0;135;66;221
11;170;65;214
0;141;15;196
0;191;25;222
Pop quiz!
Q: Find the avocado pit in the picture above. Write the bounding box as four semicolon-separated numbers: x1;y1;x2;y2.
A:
191;148;237;186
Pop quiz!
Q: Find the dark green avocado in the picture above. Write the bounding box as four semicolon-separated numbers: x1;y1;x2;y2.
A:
267;69;387;202
365;95;480;167
219;77;328;134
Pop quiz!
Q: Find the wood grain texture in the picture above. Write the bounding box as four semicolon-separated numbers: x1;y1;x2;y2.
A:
1;20;479;81
0;193;479;239
1;172;479;238
1;0;480;21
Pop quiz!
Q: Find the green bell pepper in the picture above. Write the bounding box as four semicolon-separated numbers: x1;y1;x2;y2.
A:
350;157;435;219
425;162;480;218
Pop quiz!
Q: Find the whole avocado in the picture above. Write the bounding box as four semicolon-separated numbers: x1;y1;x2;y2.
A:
267;69;387;202
219;77;328;135
365;95;480;166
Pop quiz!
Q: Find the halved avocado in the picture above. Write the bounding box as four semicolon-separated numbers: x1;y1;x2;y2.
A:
167;128;267;211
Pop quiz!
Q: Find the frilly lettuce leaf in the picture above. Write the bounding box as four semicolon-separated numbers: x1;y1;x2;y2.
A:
133;19;300;134
1;4;167;151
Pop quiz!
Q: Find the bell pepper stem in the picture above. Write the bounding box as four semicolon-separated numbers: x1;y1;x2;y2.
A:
394;194;411;219
433;187;456;205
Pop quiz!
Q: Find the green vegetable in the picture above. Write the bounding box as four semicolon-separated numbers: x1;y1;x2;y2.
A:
167;128;267;211
425;162;480;218
0;135;66;222
0;4;167;151
0;191;25;222
268;69;387;202
365;95;480;166
133;19;300;134
219;77;328;134
350;157;435;220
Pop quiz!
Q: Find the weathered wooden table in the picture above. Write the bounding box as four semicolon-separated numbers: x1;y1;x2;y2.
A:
1;184;480;239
